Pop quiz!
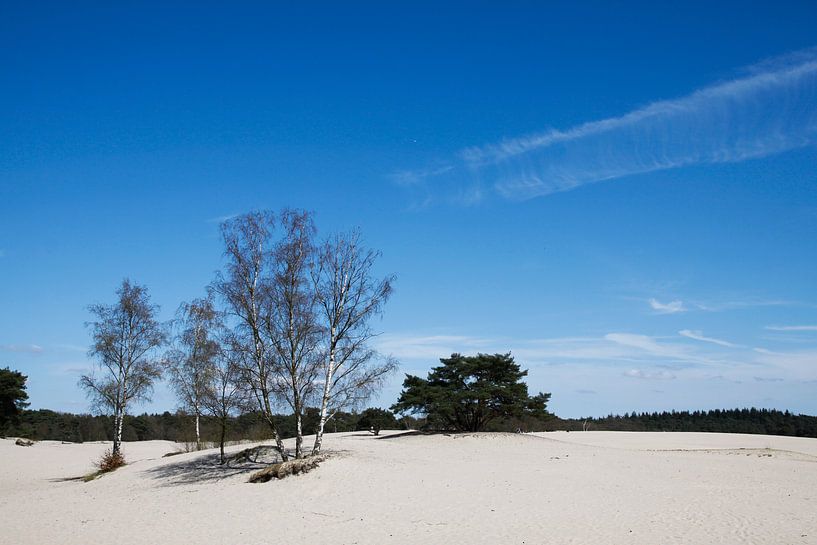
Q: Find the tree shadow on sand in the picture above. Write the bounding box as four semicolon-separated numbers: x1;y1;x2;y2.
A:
143;445;284;486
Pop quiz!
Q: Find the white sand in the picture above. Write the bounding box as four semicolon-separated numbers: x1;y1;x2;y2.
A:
1;431;816;544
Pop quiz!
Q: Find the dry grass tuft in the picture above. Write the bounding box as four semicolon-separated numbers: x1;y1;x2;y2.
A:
97;449;126;473
83;449;127;480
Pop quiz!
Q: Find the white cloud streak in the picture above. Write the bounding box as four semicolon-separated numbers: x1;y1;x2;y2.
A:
378;329;817;383
694;299;800;312
649;298;687;314
54;343;88;353
752;348;817;379
766;325;817;332
397;48;817;203
379;331;730;369
0;344;43;354
623;369;676;380
206;213;239;224
375;334;497;361
678;329;739;348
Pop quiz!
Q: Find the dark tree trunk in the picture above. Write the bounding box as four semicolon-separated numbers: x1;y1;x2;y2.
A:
219;418;227;464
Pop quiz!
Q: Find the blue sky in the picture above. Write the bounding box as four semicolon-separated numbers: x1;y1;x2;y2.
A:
1;1;816;418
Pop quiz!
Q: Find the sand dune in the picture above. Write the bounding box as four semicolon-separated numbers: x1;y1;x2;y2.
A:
1;431;815;544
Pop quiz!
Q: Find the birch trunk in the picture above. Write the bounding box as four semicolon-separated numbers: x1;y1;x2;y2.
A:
293;382;303;458
294;410;303;458
219;419;226;464
114;408;124;454
263;395;288;461
195;411;201;450
112;413;119;454
312;340;336;455
113;377;125;454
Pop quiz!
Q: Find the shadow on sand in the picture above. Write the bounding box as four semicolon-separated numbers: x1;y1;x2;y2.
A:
143;446;283;486
338;430;422;440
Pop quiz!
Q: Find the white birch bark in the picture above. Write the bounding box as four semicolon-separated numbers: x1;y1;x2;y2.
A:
195;411;201;449
312;340;336;455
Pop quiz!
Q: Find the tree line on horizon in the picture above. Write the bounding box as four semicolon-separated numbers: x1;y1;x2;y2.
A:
5;363;817;440
1;407;405;445
551;408;817;437
5;405;816;442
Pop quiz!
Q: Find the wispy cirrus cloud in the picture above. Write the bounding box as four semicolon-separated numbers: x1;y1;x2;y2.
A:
378;331;732;369
396;47;817;204
679;329;739;348
0;343;43;354
375;334;497;360
206;213;239;224
648;298;687;314
624;369;676;380
54;343;88;353
644;296;807;315
44;362;93;376
765;325;817;332
753;376;784;382
377;330;817;411
693;298;801;312
752;348;817;379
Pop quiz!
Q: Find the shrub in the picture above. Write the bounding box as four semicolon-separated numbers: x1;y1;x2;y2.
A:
356;408;398;435
96;449;126;473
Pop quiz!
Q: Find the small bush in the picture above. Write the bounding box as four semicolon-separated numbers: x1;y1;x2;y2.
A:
96;449;126;473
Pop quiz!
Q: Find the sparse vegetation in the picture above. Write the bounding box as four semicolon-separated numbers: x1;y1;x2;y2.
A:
82;448;127;481
97;448;126;472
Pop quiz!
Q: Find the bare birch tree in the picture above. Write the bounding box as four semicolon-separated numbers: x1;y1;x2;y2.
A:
311;231;397;455
200;346;244;464
165;295;221;450
263;209;322;458
79;279;166;455
213;211;289;460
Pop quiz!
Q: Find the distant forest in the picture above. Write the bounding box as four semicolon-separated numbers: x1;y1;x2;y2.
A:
2;408;408;445
550;408;817;437
4;407;817;442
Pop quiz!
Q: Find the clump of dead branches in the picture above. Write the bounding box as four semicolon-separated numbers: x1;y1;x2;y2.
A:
248;454;328;483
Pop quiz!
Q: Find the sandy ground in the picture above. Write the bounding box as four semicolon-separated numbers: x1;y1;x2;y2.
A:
1;431;816;545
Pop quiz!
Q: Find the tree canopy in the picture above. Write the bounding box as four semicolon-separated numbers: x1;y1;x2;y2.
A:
213;210;396;459
80;279;166;454
0;367;30;434
356;407;398;435
391;353;550;432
